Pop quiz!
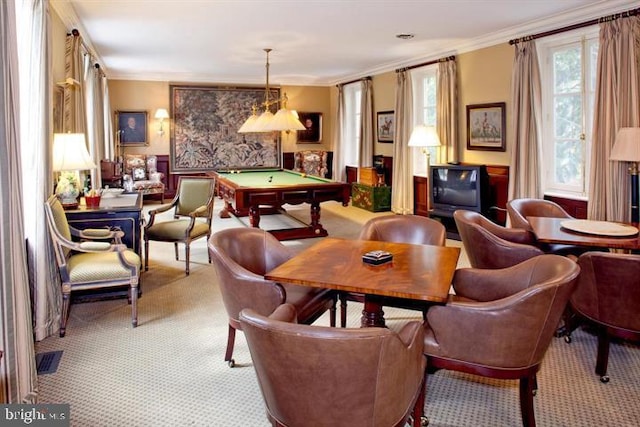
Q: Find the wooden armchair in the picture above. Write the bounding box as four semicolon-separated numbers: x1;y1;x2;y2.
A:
45;195;141;337
293;150;331;178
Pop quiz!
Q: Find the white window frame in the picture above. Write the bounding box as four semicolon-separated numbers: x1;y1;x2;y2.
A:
537;27;598;200
411;65;438;176
342;82;361;168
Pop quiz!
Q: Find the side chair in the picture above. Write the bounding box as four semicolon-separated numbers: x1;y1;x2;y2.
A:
45;195;141;337
144;176;215;275
240;303;427;427
565;251;640;383
454;209;544;269
339;214;446;326
208;228;337;367
423;255;580;427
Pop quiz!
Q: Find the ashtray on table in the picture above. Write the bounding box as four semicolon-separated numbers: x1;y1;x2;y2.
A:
362;250;393;265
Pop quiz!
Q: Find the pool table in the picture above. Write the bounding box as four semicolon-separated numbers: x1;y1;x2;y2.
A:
209;168;350;240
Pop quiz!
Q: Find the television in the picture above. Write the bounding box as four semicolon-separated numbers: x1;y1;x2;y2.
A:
430;164;489;216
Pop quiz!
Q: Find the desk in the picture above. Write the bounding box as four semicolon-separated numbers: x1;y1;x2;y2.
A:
265;238;460;327
210;168;350;240
528;217;640;251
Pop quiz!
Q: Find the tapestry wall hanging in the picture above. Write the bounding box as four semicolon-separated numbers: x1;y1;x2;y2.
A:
170;85;281;173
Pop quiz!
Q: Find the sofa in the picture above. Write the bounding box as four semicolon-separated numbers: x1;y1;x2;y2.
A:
122;154;165;202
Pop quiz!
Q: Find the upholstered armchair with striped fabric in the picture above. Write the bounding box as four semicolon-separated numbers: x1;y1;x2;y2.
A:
45;195;141;337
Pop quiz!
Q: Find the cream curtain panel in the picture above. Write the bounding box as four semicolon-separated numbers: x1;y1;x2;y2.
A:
391;70;414;214
588;16;640;221
103;74;115;161
18;0;61;342
332;85;346;182
64;30;86;134
0;0;38;403
359;78;373;168
508;40;543;200
437;59;458;163
85;62;106;188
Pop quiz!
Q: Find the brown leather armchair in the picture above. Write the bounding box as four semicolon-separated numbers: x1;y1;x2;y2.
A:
208;228;337;367
454;209;544;269
506;198;587;256
423;255;580;427
339;214;447;326
566;251;640;383
239;303;427;427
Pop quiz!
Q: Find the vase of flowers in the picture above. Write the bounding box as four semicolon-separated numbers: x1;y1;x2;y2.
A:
55;171;80;208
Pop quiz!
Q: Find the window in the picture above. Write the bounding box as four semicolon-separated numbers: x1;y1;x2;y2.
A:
539;29;598;198
342;82;361;167
411;65;437;175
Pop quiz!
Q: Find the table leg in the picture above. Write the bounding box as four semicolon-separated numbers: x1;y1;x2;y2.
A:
361;298;386;327
309;202;326;236
249;205;261;228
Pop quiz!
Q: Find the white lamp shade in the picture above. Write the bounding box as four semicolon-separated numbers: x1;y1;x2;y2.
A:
53;133;96;171
610;127;640;162
265;108;306;131
238;113;259;133
154;108;169;120
251;110;276;132
408;125;441;148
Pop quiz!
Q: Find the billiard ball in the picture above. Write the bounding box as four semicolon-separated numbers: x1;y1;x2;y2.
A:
268;176;273;182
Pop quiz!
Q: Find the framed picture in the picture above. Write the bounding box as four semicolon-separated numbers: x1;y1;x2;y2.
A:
170;85;280;172
297;112;322;143
116;110;148;146
377;111;394;143
466;102;506;151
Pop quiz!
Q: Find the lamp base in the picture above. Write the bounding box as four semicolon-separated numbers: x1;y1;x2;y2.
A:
60;201;79;210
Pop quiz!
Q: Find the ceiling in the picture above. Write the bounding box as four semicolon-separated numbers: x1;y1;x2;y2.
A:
51;0;636;86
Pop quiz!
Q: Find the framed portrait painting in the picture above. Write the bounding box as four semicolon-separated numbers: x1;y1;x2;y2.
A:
466;102;506;151
297;112;322;143
116;110;148;146
377;111;394;143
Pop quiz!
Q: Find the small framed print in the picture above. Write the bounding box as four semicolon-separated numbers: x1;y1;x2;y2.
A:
377;111;394;143
466;102;506;151
297;112;322;143
116;110;148;146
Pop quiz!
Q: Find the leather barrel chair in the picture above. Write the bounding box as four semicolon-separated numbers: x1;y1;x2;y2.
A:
239;303;427;427
454;209;544;269
341;214;447;326
208;228;337;367
566;251;640;383
423;255;580;427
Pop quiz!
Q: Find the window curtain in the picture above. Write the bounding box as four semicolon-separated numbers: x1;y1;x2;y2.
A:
391;70;414;214
588;15;640;221
18;0;60;342
359;78;373;168
63;30;86;134
332;85;346;182
437;59;458;163
508;40;543;199
102;74;115;161
0;0;38;403
85;63;106;189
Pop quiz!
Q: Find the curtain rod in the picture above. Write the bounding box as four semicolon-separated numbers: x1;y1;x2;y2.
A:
509;7;639;45
336;76;372;88
395;55;456;73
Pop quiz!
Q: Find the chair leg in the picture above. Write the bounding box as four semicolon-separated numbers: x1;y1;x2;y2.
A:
59;291;71;337
225;324;236;367
144;238;150;271
185;243;191;275
339;292;348;328
519;375;536;427
596;328;611;383
329;294;337;327
130;284;138;328
412;372;427;427
207;233;212;264
174;242;179;260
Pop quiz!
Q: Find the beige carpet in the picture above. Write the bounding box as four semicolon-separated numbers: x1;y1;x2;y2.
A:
35;201;638;426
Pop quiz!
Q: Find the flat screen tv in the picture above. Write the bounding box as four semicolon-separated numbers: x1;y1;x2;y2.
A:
430;164;489;216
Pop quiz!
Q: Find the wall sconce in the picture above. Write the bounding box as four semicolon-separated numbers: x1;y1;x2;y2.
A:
155;108;169;136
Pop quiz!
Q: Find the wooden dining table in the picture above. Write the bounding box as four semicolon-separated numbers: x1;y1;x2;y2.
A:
527;217;640;251
265;237;461;327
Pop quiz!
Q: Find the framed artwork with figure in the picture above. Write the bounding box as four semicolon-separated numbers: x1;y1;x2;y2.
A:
297;112;322;143
117;110;148;146
377;111;394;143
466;103;506;151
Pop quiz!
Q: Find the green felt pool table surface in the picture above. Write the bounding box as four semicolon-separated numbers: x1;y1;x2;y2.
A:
215;169;331;187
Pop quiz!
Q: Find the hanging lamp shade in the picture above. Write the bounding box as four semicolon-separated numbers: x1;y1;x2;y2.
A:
266;107;306;132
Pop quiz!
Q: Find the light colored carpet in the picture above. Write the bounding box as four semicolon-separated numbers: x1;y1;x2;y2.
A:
35;201;638;426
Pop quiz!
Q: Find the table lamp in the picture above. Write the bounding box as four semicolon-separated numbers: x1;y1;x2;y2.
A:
52;133;97;209
610;127;640;223
408;125;441;174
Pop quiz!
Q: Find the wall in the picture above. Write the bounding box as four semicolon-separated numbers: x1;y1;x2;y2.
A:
108;81;332;158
